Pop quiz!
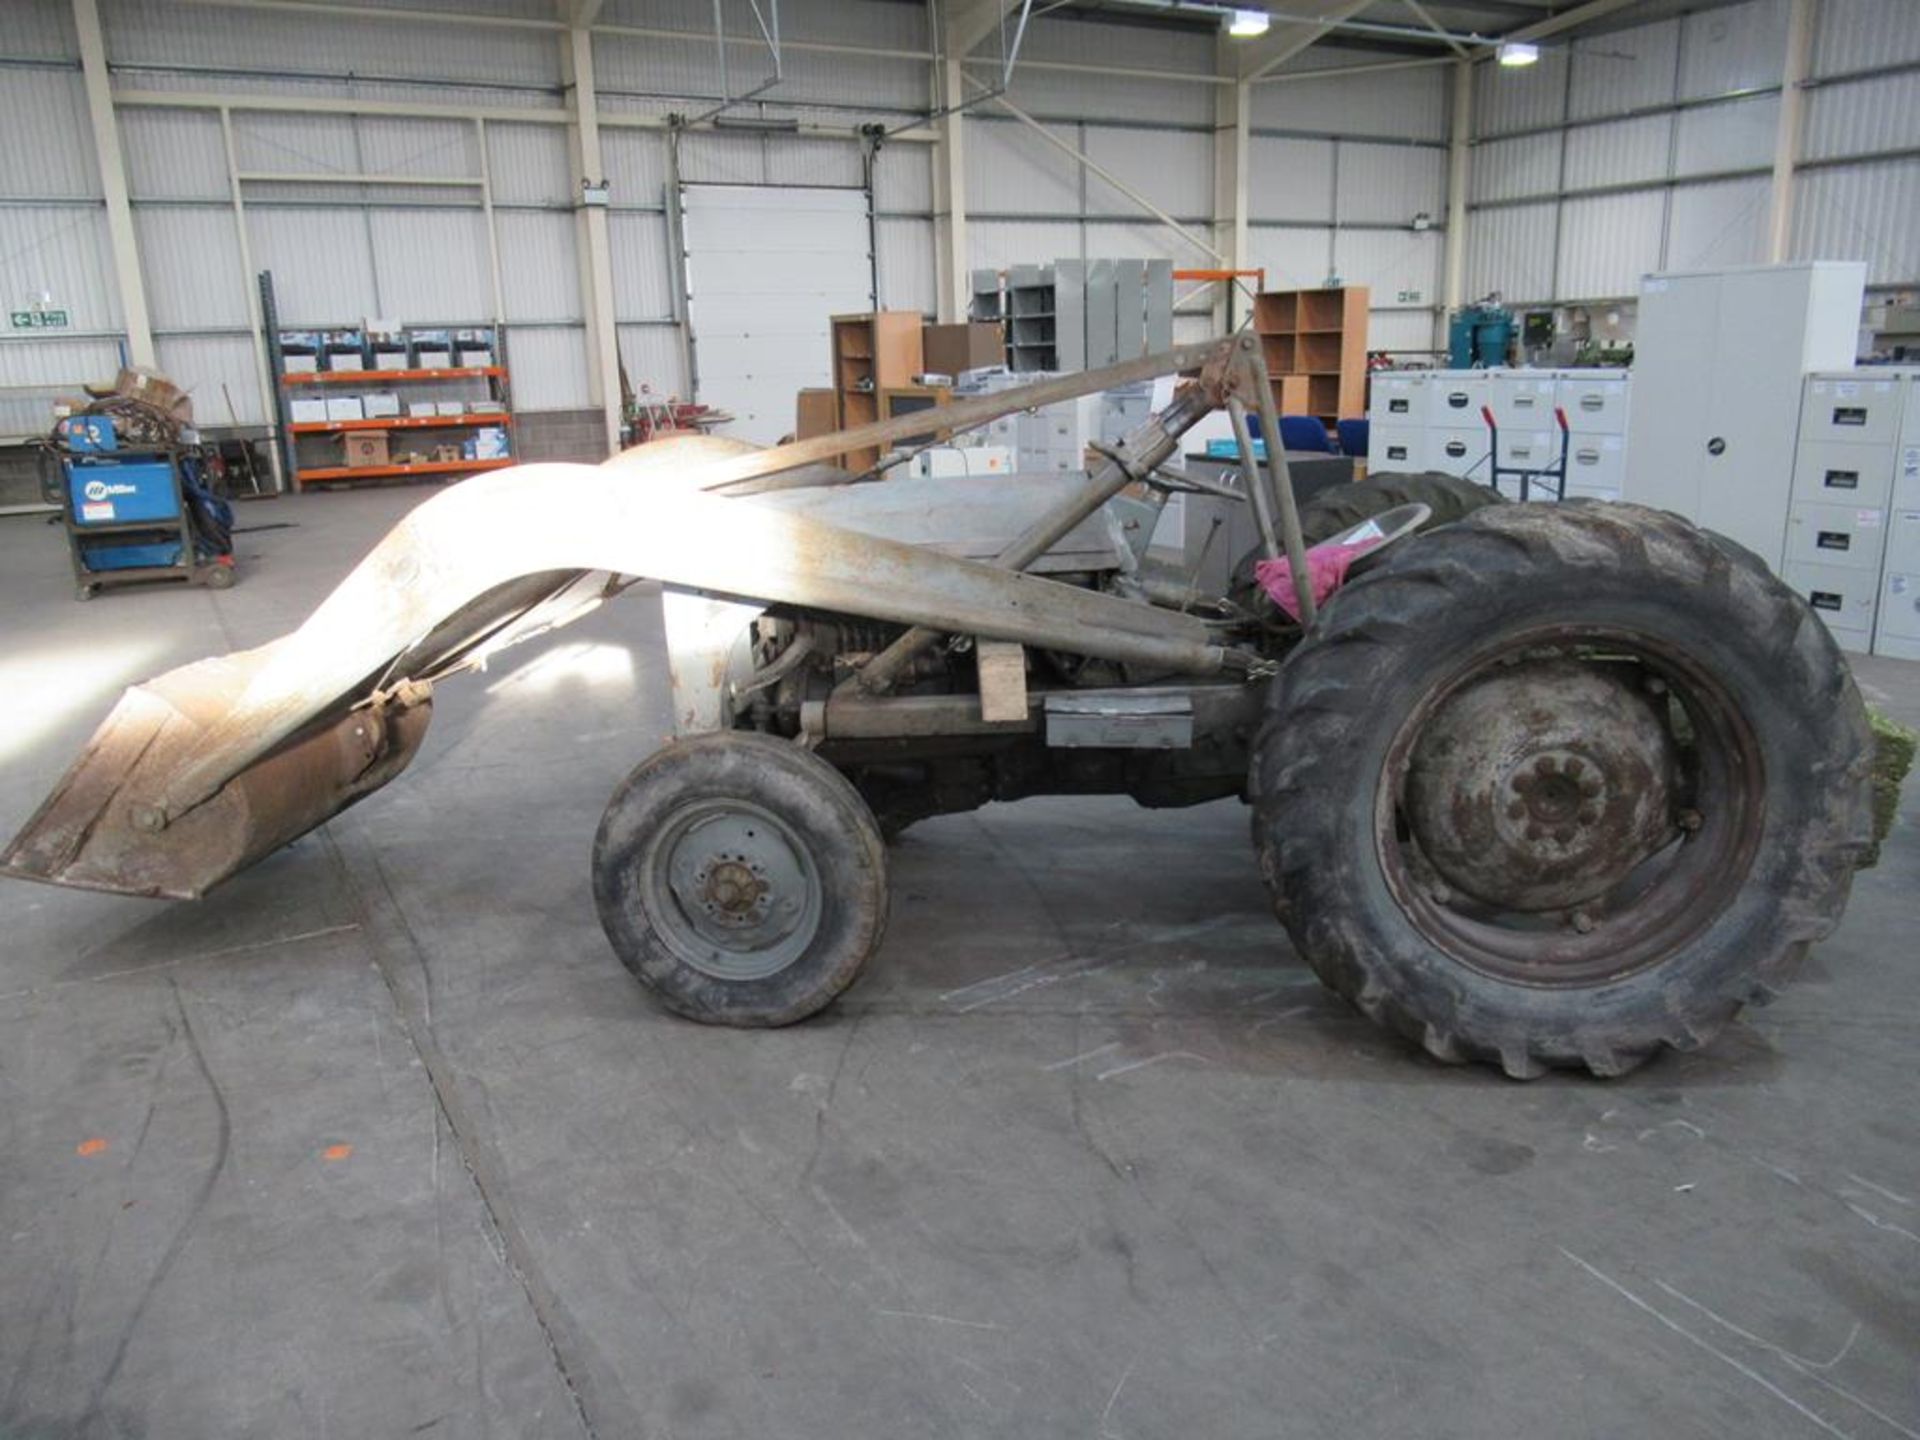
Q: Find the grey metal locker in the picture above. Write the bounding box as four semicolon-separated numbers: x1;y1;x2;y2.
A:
1623;262;1866;573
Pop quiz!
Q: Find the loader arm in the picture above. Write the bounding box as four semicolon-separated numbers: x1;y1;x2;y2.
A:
3;410;1255;901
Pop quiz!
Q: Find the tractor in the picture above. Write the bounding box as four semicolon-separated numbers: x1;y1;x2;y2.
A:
2;334;1874;1077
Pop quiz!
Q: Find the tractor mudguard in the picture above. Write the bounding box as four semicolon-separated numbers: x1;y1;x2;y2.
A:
3;434;1236;900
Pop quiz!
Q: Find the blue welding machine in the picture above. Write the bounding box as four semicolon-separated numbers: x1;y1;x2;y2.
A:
66;459;184;527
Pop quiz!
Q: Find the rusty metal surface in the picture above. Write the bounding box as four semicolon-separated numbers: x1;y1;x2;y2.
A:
1375;627;1766;988
1403;659;1678;913
4;346;1258;901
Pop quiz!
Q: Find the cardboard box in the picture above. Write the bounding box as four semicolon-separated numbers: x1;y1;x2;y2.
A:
796;388;837;440
436;401;466;417
325;351;363;373
407;401;438;418
471;426;509;459
325;396;364;422
290;399;329;424
283;354;318;374
344;430;390;468
362;392;402;419
372;351;409;371
456;348;494;368
922;322;1003;378
470;399;505;414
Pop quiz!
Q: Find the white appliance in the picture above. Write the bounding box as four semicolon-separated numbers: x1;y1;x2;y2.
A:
1623;262;1867;572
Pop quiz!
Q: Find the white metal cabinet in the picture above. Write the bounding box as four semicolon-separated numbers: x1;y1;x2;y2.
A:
1875;413;1920;658
1490;371;1556;431
1624;263;1866;572
1369;425;1424;473
1784;502;1886;572
1784;561;1877;651
1555;370;1630;434
1565;434;1626;497
1427;427;1492;480
1800;371;1905;447
1794;439;1896;509
1368;373;1426;426
1427;372;1489;428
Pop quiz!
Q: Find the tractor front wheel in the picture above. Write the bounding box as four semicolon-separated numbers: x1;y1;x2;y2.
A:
1252;501;1873;1077
593;731;889;1026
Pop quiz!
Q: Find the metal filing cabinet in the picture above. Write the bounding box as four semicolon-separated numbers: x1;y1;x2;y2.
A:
1800;371;1905;446
1564;433;1628;500
1368;372;1426;427
1369;426;1424;474
1427;371;1489;429
1625;262;1866;572
1783;369;1910;653
1874;381;1920;660
1490;371;1556;432
1555;369;1631;435
1427;427;1492;481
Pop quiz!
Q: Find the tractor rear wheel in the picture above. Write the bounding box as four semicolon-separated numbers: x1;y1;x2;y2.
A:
593;731;889;1026
1251;501;1873;1078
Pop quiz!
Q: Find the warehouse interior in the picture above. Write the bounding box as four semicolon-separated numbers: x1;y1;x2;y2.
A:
3;0;1919;1435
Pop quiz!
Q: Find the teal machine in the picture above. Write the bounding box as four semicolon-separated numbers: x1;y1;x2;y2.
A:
1448;301;1516;369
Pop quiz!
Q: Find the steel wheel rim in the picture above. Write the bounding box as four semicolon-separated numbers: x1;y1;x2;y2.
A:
1374;624;1764;988
637;799;823;981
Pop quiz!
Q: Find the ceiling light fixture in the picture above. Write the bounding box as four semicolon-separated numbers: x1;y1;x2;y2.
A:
1227;8;1270;37
1497;40;1540;67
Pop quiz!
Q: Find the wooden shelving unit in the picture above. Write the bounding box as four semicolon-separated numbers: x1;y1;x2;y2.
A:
1252;285;1370;432
831;311;923;472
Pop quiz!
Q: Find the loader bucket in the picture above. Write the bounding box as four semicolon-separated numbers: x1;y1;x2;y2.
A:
3;393;1245;900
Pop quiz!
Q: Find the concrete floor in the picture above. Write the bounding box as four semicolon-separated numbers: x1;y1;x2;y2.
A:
1;489;1916;1440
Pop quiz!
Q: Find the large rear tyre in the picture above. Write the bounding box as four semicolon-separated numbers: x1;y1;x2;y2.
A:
1252;502;1874;1078
593;731;889;1026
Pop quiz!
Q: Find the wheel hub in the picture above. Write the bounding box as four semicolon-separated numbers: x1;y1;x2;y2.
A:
1403;659;1679;912
646;803;823;981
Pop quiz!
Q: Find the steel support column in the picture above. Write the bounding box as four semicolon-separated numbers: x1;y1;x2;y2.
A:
1767;0;1814;262
562;24;624;456
932;23;970;322
73;0;155;367
1442;58;1471;342
1211;37;1252;333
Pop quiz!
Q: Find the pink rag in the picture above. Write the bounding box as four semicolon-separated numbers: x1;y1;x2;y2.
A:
1254;543;1370;621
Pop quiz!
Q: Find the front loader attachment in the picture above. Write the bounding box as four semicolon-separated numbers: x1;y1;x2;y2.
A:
5;338;1305;901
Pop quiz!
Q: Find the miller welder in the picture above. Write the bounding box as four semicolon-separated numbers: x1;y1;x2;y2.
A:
52;409;237;601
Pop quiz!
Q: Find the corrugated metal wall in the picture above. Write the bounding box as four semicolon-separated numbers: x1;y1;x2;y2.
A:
1466;0;1920;306
6;0;1920;434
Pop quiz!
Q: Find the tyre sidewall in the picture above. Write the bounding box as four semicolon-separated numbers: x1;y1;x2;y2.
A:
1258;503;1870;1069
594;732;889;1026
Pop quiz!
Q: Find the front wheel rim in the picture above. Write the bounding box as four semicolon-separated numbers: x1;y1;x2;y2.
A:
636;798;824;981
1374;625;1765;988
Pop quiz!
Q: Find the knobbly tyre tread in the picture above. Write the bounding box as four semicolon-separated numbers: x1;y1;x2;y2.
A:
593;730;890;1027
1292;471;1506;546
1250;500;1875;1079
1232;472;1505;617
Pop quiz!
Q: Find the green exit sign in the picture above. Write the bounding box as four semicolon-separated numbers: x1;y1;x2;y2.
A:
9;308;69;329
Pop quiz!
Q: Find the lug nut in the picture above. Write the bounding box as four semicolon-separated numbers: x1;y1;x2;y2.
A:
1430;883;1451;905
1507;800;1527;820
1577;805;1600;824
1534;755;1559;776
1678;808;1703;832
1571;911;1595;934
1579;776;1602;797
